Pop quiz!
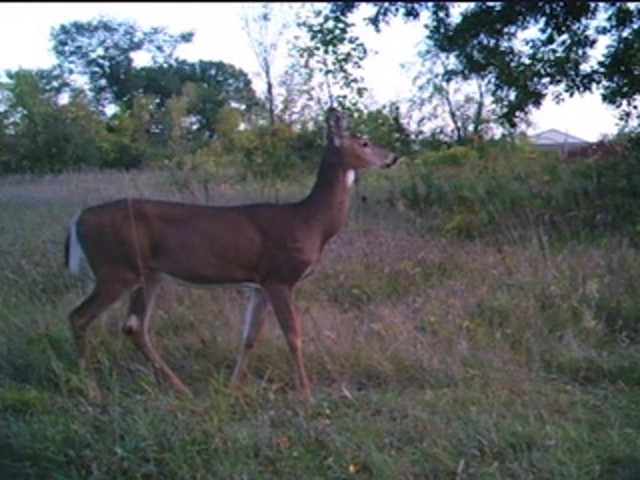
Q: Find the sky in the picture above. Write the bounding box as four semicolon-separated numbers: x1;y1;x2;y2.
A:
0;2;621;142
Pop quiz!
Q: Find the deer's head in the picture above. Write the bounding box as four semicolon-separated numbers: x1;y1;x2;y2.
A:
325;109;399;171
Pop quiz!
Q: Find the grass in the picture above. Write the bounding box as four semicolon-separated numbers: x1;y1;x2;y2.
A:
1;166;639;479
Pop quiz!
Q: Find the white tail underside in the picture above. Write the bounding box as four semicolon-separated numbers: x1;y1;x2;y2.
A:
67;214;85;274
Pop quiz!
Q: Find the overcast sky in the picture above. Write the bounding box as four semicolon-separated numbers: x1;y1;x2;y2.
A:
0;2;620;142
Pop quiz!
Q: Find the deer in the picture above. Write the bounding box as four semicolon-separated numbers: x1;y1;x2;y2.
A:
64;109;399;402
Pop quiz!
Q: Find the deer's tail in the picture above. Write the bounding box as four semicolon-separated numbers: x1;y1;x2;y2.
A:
65;214;85;274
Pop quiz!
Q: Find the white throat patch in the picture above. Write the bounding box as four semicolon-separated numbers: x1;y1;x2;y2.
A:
345;169;356;188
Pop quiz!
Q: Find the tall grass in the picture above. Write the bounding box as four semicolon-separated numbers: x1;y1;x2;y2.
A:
1;162;639;479
389;139;640;246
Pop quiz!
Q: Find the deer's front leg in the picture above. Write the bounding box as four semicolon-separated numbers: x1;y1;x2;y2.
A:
264;284;312;402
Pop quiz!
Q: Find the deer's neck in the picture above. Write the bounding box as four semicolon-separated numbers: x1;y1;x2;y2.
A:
297;154;355;244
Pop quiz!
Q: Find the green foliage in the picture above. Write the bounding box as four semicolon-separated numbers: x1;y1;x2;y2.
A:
163;104;323;201
297;6;369;112
562;141;640;237
426;2;603;127
398;138;640;242
0;70;108;173
133;60;259;138
165;143;221;203
100;96;153;170
1;16;259;174
51;17;194;108
163;102;235;202
236;121;317;196
351;103;414;157
418;144;478;166
327;2;640;128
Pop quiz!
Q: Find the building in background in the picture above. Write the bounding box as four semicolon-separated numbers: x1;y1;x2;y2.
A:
528;129;591;154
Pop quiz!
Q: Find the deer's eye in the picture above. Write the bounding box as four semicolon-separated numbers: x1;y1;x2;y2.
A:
361;139;369;148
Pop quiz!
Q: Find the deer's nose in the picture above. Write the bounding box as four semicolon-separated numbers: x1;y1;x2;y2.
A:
385;155;400;168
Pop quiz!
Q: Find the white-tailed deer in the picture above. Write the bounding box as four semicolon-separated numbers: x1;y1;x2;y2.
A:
64;109;399;401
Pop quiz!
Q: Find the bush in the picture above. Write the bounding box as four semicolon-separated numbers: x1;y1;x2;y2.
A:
418;145;478;167
400;135;640;244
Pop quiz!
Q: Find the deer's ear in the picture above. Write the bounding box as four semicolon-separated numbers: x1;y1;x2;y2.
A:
326;109;349;146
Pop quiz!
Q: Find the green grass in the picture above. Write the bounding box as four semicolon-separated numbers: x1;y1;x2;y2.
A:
1;168;639;479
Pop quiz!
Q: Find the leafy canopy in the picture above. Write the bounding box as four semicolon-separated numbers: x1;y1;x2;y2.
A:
51;17;194;108
322;2;640;127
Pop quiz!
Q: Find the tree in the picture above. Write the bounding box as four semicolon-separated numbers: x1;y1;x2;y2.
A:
405;47;500;144
51;17;194;109
102;94;154;170
598;4;640;125
134;60;258;139
164;84;221;203
166;82;198;164
0;68;107;173
297;5;370;114
320;2;640;128
241;3;292;127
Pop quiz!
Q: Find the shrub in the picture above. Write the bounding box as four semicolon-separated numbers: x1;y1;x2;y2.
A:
399;135;640;244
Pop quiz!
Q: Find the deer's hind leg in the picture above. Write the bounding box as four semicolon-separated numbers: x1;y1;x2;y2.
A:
69;275;137;399
230;287;270;389
124;276;193;398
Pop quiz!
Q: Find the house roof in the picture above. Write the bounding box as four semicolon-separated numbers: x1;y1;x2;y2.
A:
529;129;590;147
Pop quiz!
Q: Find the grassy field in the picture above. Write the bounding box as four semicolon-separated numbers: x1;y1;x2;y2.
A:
1;165;639;479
